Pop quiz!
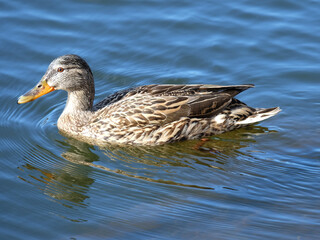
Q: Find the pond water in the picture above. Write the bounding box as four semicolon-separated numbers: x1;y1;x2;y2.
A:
0;0;319;239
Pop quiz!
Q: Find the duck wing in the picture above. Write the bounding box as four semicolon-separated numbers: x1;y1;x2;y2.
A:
94;84;254;127
127;84;254;98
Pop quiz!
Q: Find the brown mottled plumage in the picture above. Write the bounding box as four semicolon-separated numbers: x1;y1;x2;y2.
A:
18;55;281;145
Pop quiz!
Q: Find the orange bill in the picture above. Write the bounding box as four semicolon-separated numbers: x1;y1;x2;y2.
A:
17;79;55;104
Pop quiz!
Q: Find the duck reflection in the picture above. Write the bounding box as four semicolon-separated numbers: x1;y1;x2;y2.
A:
21;163;93;206
19;139;97;207
19;125;276;207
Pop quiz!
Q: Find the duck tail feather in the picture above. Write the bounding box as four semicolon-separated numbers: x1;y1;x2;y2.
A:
236;107;281;125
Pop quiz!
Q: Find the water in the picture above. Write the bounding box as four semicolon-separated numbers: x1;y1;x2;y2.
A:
1;0;319;239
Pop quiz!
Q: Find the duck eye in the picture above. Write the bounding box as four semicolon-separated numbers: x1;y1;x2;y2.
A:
57;67;64;72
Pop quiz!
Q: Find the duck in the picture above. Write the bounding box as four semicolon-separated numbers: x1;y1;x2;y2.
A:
17;54;280;145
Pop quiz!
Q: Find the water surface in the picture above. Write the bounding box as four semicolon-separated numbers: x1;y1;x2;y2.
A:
0;0;319;239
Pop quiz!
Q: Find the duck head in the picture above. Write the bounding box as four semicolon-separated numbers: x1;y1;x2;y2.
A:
18;54;94;104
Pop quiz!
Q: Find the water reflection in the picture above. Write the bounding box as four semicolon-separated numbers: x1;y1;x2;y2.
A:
18;125;276;209
18;139;97;209
20;163;93;207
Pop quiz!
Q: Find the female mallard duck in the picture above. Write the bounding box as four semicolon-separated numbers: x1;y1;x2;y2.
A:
18;54;280;145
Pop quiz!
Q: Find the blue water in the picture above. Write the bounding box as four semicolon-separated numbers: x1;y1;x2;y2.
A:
1;0;319;239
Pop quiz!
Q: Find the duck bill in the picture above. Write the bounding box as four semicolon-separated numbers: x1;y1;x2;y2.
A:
17;79;55;104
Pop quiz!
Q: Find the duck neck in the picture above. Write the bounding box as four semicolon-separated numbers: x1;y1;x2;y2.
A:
63;89;94;114
58;87;95;133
